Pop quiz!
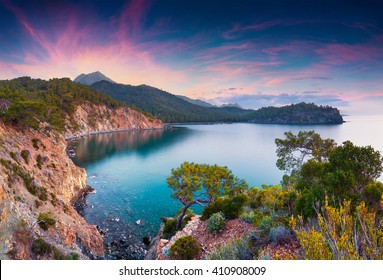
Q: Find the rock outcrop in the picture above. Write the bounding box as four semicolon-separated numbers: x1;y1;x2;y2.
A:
64;103;163;139
0;103;163;259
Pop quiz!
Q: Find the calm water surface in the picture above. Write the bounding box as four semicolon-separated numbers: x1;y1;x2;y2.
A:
69;115;383;258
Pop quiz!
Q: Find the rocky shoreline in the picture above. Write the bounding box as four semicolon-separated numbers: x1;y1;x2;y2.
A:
72;185;153;259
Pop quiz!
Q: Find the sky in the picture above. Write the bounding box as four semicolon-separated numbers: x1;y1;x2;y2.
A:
0;0;382;115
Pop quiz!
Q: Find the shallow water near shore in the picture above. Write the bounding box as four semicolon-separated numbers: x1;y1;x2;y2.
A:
68;116;383;259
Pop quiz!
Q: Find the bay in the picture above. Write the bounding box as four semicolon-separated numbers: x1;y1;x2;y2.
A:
68;115;383;258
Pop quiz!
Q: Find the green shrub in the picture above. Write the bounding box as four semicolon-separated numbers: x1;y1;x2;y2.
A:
259;215;272;233
206;237;254;260
268;226;294;246
37;187;47;201
35;200;41;208
20;150;30;164
201;197;224;221
240;211;256;224
69;253;79;260
363;182;383;211
170;235;200;260
37;212;56;230
9;151;18;162
163;218;177;239
4;160;36;195
32;238;52;256
50;192;57;206
222;194;247;219
36;154;43;169
32;138;41;150
207;212;225;233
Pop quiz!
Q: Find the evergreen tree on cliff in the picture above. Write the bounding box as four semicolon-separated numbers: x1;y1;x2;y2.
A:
167;162;247;229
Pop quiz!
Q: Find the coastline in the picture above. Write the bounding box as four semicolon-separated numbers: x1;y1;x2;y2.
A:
64;126;164;141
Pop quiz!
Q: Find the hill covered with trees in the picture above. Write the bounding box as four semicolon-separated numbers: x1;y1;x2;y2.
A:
89;80;343;124
0;77;125;131
90;81;252;123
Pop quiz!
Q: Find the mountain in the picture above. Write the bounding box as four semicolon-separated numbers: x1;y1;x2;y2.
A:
74;71;116;86
176;95;214;107
0;77;162;259
89;80;343;124
90;81;253;123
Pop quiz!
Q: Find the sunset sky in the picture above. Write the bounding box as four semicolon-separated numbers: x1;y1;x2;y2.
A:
0;0;382;115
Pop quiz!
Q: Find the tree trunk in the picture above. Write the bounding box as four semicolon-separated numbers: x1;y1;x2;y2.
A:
176;204;191;230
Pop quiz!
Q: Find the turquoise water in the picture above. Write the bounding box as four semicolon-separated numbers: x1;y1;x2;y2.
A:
69;116;383;257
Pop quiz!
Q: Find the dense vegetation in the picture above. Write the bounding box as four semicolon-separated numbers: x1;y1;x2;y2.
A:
0;77;124;131
90;80;343;124
165;131;383;260
90;81;252;123
248;102;344;124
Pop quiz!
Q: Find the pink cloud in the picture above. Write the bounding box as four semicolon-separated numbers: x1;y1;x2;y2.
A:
315;38;383;65
115;0;151;40
0;0;187;92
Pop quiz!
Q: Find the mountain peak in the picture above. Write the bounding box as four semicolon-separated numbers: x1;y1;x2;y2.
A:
74;71;116;86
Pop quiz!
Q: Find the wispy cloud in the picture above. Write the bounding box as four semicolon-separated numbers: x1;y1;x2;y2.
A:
211;92;349;110
222;19;312;39
0;0;188;91
290;76;332;81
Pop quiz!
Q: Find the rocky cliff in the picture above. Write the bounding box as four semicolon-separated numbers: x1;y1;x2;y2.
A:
0;103;163;259
63;102;163;139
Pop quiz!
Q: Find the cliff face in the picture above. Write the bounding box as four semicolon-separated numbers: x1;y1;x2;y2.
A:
64;103;163;139
0;104;163;259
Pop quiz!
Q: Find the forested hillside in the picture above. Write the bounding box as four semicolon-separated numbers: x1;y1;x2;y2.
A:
0;77;125;131
90;81;252;123
90;80;344;124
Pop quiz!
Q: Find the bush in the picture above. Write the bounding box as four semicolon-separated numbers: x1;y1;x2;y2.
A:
363;182;383;211
37;187;47;201
9;151;18;162
207;212;225;233
32;238;52;256
239;206;256;223
206;237;254;260
37;212;56;230
268;226;295;246
163;218;177;240
32;138;41;150
259;215;272;233
292;197;383;260
36;154;43;169
222;194;247;219
170;235;200;260
35;200;41;208
20;150;30;164
201;197;224;221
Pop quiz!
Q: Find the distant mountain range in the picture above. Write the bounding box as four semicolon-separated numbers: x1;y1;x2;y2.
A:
74;72;344;124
